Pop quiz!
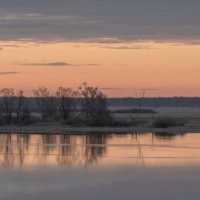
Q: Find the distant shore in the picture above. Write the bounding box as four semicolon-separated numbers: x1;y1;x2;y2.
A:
0;123;199;135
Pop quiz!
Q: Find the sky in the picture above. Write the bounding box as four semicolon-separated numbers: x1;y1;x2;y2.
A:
0;0;200;97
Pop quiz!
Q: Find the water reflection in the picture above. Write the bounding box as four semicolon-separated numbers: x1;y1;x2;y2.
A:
153;132;186;141
0;134;109;168
0;132;200;168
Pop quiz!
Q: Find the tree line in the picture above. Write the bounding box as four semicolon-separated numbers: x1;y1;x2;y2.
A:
0;83;112;126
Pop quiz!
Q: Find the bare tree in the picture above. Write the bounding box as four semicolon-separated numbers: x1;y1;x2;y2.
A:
15;90;32;125
0;88;16;124
16;90;26;124
136;89;146;110
33;87;57;120
56;87;77;120
45;95;57;120
78;82;112;126
135;89;146;121
21;105;32;125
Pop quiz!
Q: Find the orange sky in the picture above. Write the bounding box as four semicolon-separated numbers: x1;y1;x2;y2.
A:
0;41;200;97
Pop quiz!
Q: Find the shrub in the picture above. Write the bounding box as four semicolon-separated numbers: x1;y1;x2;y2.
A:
56;87;77;120
0;115;7;125
79;82;112;126
109;119;132;127
153;117;185;128
113;108;156;114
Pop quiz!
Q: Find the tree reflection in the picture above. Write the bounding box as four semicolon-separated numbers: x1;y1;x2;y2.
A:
0;132;188;168
41;134;57;159
0;134;30;167
131;133;146;167
16;134;30;165
3;134;15;167
57;135;76;166
0;134;109;167
153;132;186;141
84;134;107;166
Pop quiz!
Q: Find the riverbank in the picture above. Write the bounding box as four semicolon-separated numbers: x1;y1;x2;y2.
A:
0;123;200;134
0;107;200;135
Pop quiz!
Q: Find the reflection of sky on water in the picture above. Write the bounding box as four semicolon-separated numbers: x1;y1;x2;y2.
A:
0;132;200;168
1;132;200;200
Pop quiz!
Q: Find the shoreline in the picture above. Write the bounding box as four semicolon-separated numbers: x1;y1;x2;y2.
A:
0;124;199;135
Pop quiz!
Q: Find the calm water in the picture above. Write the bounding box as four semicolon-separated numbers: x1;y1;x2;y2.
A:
1;132;200;200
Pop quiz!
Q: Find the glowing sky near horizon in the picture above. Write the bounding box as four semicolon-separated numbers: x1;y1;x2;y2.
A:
0;0;200;97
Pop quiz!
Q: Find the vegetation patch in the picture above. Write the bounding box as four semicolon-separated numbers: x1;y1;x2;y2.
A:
113;108;156;114
153;117;186;128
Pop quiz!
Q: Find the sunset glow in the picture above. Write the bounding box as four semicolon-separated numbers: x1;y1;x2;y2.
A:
1;0;200;97
1;41;200;97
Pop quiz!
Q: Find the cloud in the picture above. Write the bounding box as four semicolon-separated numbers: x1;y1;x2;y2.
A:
18;62;100;67
100;44;151;50
101;88;131;91
20;62;71;67
101;87;161;91
0;0;200;44
0;44;23;48
77;64;99;67
0;71;19;75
